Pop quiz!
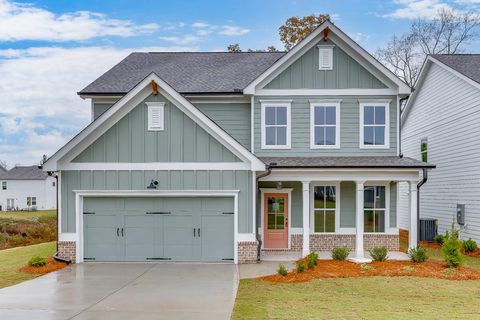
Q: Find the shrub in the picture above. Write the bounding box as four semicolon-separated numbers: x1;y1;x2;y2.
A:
442;222;464;268
331;246;350;261
408;246;429;263
434;234;445;245
369;246;388;261
277;264;288;276
28;256;47;267
462;238;478;253
403;265;415;272
443;268;455;276
360;263;374;271
296;261;305;273
306;252;318;269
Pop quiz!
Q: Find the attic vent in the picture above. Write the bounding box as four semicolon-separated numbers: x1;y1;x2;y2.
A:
146;102;165;131
318;45;334;70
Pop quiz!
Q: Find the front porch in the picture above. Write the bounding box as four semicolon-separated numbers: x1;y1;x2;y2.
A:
255;165;422;263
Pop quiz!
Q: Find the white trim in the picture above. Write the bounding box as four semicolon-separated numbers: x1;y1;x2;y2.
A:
317;45;335;70
396;95;400;156
237;233;256;242
359;101;390;149
57;162;251;171
58;233;77;242
260;102;291;149
363;182;390;234
243;20;410;95
309;99;342;104
80;94;123;100
57;171;62;236
146;102;165;131
258;99;293;103
290;227;303;235
250;95;254;153
73;190;240;263
43;73;265;172
310;101;341;149
255;89;398;96
259;188;293;250
310;182;341;234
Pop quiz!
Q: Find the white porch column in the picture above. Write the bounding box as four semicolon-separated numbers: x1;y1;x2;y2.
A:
409;181;418;250
302;181;310;257
355;181;365;258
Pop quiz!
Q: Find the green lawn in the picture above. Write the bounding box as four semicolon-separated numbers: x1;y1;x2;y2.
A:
0;241;56;289
0;210;56;220
233;277;480;319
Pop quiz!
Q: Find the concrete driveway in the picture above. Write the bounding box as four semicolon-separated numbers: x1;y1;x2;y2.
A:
0;263;238;320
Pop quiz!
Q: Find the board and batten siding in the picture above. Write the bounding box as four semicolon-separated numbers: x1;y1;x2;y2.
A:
400;62;480;242
60;170;253;234
254;96;398;156
93;103;113;120
195;103;251;150
75;94;240;163
264;40;387;90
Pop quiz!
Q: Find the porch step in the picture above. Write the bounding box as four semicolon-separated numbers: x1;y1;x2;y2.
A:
260;250;302;262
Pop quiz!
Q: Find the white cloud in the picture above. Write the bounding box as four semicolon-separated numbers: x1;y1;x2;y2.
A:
218;26;250;36
159;34;202;45
385;0;453;19
192;22;211;28
0;0;159;41
0;45;197;166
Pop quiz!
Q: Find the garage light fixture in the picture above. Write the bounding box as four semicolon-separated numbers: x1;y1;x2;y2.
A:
147;180;159;189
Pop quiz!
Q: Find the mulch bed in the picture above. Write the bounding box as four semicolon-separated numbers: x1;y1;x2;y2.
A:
19;258;67;275
420;241;480;258
262;259;480;283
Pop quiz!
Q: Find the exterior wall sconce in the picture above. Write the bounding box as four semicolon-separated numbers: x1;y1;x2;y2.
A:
147;180;158;189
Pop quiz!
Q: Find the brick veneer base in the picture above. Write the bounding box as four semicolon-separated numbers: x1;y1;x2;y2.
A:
238;241;258;264
363;234;399;251
310;234;356;251
58;241;76;263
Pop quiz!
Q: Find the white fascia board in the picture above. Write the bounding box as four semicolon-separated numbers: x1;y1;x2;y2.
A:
44;73;265;172
256;89;398;96
244;20;410;95
58;162;251;171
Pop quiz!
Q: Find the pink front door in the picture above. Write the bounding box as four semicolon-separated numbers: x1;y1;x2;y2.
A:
264;193;288;249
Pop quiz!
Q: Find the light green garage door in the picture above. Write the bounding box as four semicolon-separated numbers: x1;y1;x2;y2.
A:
83;197;234;262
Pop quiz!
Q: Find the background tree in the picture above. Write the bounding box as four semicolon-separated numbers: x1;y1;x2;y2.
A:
227;43;241;52
279;14;331;50
377;8;480;88
0;160;7;171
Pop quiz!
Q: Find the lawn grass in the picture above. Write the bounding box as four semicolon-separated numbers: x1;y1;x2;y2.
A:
233;276;480;319
0;210;56;220
0;241;56;289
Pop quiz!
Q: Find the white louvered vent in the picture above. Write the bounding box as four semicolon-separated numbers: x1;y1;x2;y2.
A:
147;103;165;131
318;45;334;70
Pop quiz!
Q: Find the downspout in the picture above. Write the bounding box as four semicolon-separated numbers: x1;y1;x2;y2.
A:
255;164;273;261
47;171;71;264
416;168;428;245
398;95;410;158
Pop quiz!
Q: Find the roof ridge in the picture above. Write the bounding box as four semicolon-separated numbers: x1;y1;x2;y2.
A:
140;51;287;54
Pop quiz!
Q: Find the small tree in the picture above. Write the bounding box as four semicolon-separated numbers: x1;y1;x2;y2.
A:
279;14;331;50
227;43;241;52
442;221;464;268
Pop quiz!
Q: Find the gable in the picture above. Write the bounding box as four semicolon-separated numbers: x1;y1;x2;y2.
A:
74;93;240;163
264;40;387;90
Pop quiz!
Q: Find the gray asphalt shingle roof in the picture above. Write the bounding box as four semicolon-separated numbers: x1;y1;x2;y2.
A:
79;52;286;95
432;54;480;85
259;156;434;168
0;166;48;180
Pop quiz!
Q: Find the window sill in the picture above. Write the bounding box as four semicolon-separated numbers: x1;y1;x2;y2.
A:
310;145;340;150
359;145;390;149
261;145;291;150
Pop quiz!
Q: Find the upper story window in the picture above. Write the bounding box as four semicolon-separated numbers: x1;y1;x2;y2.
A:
318;45;334;70
261;102;291;149
310;101;340;149
360;101;390;149
146;102;165;131
1;181;6;190
421;138;428;162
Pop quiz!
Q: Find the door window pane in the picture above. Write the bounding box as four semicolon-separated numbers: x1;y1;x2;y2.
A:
267;196;286;230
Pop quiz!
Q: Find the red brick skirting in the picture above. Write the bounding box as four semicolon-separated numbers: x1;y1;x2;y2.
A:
363;234;399;251
58;241;76;263
238;241;258;264
310;234;356;251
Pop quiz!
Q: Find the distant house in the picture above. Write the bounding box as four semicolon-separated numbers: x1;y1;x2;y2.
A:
0;165;56;211
399;54;480;242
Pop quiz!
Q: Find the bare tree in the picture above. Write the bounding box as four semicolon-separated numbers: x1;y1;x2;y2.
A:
377;8;480;87
0;160;7;171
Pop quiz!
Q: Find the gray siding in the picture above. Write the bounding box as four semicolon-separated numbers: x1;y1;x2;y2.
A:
254;96;398;156
390;182;397;228
264;40;387;89
93;103;114;120
75;94;240;163
340;181;355;228
195;103;251;150
61;170;253;234
400;62;480;242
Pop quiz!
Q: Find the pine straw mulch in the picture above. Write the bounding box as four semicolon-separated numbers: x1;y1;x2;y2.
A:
420;241;480;258
19;258;68;275
262;259;480;283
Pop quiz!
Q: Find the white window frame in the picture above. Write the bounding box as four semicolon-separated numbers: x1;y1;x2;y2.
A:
261;101;291;149
146;102;165;131
363;182;390;234
310;182;341;234
310;100;341;149
359;101;390;149
318;45;335;70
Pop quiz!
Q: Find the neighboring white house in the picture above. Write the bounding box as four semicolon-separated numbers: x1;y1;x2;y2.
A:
0;165;56;211
399;54;480;242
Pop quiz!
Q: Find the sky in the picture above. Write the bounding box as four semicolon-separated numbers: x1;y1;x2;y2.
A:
0;0;479;167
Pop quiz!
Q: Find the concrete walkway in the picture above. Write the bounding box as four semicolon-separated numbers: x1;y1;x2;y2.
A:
0;263;238;320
